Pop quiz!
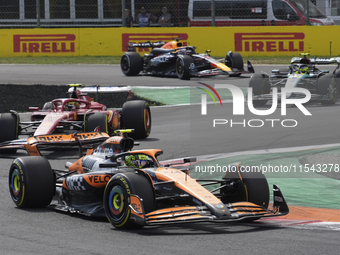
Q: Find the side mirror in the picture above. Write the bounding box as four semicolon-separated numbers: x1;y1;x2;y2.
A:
183;157;197;163
164;157;197;167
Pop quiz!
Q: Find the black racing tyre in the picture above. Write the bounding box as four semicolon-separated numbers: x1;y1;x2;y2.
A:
334;69;340;78
121;100;151;139
220;166;269;209
176;55;194;80
249;73;271;106
103;172;155;229
42;101;53;111
317;73;339;105
240;169;270;209
235;169;270;223
85;112;108;133
0;113;19;153
120;52;143;76
9;156;55;208
225;52;244;77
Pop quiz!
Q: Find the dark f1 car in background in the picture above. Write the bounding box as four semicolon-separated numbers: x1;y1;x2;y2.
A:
121;39;254;80
249;53;340;105
9;130;289;229
0;84;151;153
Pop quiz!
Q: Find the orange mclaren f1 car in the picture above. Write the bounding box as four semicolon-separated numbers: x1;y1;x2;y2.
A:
121;39;254;80
9;130;288;229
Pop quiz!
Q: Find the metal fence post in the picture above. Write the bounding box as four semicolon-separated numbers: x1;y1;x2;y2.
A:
36;0;41;27
306;0;310;25
211;0;215;26
122;0;126;27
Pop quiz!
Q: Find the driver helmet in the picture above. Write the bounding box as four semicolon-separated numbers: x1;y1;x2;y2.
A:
178;48;187;55
300;66;309;74
64;101;79;111
124;154;151;168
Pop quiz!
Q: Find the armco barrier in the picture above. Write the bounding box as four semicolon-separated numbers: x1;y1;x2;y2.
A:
2;26;340;57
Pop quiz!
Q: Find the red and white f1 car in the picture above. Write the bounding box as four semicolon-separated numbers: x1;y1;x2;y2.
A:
0;84;151;153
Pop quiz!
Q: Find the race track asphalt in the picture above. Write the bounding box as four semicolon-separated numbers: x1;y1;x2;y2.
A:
0;64;339;254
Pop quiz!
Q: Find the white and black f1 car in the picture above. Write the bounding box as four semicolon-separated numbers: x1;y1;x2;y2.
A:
121;39;254;80
9;130;289;229
249;53;340;105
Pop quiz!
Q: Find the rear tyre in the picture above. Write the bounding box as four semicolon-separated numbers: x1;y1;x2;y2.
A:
120;52;143;76
103;172;155;229
9;156;55;208
249;73;271;106
225;52;244;77
121;100;151;139
176;55;194;80
317;73;339;105
85;112;108;133
0;113;19;153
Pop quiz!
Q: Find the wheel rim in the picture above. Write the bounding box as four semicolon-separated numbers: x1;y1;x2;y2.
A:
108;185;126;220
9;168;23;202
144;109;151;131
176;59;184;77
121;56;130;73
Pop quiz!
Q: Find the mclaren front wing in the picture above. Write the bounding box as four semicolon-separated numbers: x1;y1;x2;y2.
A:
129;185;288;226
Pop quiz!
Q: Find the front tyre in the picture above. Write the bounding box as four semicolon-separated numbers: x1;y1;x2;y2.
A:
241;170;269;209
249;73;271;106
85;112;108;133
121;100;151;139
176;55;194;80
0;112;19;153
225;52;244;77
9;157;55;208
120;52;143;76
103;172;155;229
318;73;339;105
221;167;269;209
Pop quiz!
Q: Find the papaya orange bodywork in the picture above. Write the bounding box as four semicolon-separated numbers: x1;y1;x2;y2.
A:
155;168;222;205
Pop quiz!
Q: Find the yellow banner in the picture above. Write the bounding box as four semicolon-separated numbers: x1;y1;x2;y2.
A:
1;26;340;57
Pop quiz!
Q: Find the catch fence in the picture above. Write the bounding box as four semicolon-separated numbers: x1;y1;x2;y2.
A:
0;0;339;28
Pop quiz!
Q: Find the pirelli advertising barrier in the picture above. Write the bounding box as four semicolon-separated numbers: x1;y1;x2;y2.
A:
1;26;340;57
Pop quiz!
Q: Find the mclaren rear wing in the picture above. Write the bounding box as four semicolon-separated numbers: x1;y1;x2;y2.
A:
0;132;109;156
